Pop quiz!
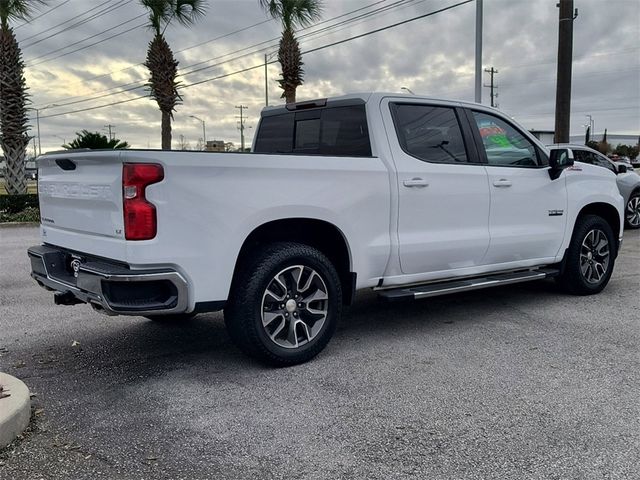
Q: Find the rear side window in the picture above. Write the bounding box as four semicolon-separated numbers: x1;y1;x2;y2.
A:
253;114;294;153
390;104;469;164
254;105;371;157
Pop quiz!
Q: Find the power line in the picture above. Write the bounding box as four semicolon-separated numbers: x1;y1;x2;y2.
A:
22;0;133;49
26;14;147;65
15;0;72;30
34;0;420;108
37;0;474;120
20;0;120;43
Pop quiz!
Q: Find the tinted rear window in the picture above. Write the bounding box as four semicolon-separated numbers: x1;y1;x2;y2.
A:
254;105;372;157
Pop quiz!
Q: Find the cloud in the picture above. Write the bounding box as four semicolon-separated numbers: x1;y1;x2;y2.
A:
9;0;639;153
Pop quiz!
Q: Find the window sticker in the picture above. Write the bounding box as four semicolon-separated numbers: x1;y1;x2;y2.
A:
477;122;513;149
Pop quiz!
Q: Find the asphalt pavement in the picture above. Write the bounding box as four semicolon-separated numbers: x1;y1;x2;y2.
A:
0;226;638;480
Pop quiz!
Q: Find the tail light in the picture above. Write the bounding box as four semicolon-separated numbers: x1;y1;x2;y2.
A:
122;163;164;240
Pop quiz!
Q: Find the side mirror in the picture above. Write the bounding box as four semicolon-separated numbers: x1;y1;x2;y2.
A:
617;164;628;174
548;148;574;180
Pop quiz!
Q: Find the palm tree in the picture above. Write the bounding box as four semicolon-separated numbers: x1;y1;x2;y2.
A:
63;130;130;150
0;0;46;195
140;0;206;150
260;0;322;104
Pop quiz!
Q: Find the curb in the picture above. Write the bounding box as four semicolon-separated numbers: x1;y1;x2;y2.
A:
0;373;31;449
0;222;39;228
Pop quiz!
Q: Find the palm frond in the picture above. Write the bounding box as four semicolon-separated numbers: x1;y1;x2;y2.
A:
261;0;322;30
174;0;206;27
0;0;47;28
140;0;169;34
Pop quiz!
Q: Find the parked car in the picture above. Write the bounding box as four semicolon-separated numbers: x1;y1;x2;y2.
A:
29;93;624;366
549;144;640;229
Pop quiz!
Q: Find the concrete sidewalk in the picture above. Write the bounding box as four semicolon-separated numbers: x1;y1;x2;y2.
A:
0;373;30;449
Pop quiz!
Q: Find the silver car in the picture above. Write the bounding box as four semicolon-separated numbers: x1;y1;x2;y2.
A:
549;144;640;229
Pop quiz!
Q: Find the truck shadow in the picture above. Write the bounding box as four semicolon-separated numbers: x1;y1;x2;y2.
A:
14;278;566;380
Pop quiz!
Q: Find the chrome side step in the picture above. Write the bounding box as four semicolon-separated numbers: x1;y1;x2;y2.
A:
378;268;559;302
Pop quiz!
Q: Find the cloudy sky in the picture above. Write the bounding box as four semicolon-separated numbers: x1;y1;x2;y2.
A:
13;0;640;152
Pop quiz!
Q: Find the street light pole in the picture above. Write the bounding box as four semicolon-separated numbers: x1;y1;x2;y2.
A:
36;108;41;156
34;104;59;156
189;115;206;150
585;114;594;137
265;53;269;107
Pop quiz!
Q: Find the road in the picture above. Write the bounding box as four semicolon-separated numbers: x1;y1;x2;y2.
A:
0;226;638;480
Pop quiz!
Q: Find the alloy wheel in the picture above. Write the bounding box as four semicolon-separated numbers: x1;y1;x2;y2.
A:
579;229;610;284
626;196;640;227
261;265;329;349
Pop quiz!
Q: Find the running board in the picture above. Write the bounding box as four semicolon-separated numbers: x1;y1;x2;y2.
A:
378;268;559;302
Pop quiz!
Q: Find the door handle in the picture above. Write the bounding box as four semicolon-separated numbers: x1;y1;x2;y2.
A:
492;178;512;187
403;177;429;188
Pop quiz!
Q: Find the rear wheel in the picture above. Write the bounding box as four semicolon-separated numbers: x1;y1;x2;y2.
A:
556;215;616;295
224;242;341;366
625;192;640;229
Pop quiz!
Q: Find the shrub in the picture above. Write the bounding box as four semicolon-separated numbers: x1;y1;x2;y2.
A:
0;206;40;223
0;194;39;214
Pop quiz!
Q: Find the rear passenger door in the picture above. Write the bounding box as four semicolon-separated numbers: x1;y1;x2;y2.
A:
383;100;491;275
467;110;567;264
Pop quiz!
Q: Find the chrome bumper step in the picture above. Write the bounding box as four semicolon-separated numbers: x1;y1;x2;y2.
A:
378;268;559;302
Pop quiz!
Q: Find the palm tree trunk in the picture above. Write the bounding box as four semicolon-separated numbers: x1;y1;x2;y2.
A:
145;34;180;150
161;110;171;150
0;26;30;195
278;27;303;104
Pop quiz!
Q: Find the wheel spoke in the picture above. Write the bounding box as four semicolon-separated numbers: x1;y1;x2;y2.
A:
261;264;330;349
269;317;287;340
303;288;328;303
286;318;299;348
262;311;283;327
593;262;605;281
289;266;304;293
265;286;286;302
298;270;318;294
298;320;312;343
307;305;328;316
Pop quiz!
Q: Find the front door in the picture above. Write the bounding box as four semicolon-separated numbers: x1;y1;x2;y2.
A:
467;110;567;264
383;100;491;275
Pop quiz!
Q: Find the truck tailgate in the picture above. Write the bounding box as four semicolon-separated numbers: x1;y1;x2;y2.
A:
38;152;124;239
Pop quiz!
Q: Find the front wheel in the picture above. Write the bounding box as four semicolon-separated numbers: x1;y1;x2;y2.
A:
625;192;640;229
556;215;616;295
224;242;342;366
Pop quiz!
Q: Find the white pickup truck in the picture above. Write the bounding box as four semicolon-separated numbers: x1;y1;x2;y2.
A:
29;93;625;365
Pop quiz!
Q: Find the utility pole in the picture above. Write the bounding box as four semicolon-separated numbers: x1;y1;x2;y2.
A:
554;0;577;144
265;54;269;107
235;105;248;151
483;67;498;107
474;0;483;103
104;124;116;141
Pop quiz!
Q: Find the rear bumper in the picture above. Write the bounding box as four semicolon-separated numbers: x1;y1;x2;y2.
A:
28;245;190;316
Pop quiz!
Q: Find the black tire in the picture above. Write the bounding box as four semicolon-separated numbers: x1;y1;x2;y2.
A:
145;313;197;323
624;191;640;229
556;214;616;295
224;242;342;367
